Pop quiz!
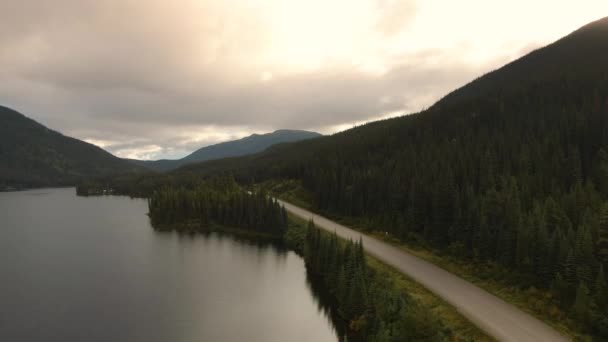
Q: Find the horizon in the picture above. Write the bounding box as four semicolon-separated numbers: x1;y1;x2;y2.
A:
1;1;607;160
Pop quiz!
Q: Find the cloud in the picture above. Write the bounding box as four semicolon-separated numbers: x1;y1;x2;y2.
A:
374;0;419;36
1;0;606;159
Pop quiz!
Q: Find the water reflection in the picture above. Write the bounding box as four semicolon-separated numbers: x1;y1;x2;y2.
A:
162;228;349;341
305;272;350;341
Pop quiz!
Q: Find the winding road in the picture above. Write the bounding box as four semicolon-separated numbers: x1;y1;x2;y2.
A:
278;199;569;342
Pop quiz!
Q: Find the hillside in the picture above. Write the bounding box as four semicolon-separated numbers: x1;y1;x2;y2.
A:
0;106;143;189
434;16;608;109
129;129;321;172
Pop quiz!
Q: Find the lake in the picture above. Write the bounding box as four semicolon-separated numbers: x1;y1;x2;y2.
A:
0;188;340;342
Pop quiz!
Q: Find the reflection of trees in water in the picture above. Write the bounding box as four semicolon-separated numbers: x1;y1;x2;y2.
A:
154;228;347;341
157;229;291;263
305;270;355;342
207;230;292;266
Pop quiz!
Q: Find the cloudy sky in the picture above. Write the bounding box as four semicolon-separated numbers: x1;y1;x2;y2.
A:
1;1;607;160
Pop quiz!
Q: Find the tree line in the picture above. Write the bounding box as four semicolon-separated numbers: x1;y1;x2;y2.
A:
147;176;288;236
292;83;608;337
303;221;445;341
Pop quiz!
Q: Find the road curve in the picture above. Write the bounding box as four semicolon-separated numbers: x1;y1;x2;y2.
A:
278;199;569;342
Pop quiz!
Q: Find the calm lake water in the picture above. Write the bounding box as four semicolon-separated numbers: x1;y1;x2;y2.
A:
0;188;340;342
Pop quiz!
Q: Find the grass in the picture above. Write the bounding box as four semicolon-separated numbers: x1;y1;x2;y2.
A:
366;232;586;341
365;255;494;341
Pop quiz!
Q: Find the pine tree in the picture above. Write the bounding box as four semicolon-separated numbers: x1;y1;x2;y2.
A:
535;223;552;284
598;203;608;266
516;217;531;271
574;226;595;285
572;282;591;325
566;146;583;187
595;265;608;309
146;179;289;235
552;273;569;304
563;250;577;287
595;148;608;195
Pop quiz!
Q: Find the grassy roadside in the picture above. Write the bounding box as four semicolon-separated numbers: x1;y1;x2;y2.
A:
367;232;584;341
264;179;585;341
287;213;494;342
365;255;493;341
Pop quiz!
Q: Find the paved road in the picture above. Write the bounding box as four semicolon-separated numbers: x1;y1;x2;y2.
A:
278;199;569;342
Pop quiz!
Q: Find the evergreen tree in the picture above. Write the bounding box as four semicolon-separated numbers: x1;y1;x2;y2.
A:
594;265;608;309
574;225;595;285
552;273;569;304
572;282;591;325
147;177;288;235
599;203;608;266
303;221;443;341
563;250;577;287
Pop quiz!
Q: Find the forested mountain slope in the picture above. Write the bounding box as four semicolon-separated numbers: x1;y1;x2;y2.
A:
0;106;143;188
434;16;608;109
169;16;608;338
129;129;321;172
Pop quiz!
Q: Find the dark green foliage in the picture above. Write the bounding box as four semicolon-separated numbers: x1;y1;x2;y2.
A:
0;105;144;188
594;265;607;309
599;204;608;266
572;283;591;325
552;273;569;304
147;177;287;236
78;172;214;198
304;222;443;341
76;181;112;196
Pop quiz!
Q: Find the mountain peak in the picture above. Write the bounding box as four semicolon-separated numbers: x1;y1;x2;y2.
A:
577;15;608;30
183;129;321;163
272;129;319;135
130;128;322;171
432;16;608;109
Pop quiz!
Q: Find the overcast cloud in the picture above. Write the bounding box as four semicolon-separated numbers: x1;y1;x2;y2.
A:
1;0;607;159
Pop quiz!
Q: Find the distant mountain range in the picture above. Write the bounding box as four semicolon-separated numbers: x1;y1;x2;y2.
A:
0;106;144;189
0;105;321;188
127;129;322;172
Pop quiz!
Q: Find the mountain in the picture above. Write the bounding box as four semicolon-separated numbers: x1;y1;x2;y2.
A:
433;16;608;110
0;106;144;189
130;129;322;172
179;16;608;180
151;17;608;338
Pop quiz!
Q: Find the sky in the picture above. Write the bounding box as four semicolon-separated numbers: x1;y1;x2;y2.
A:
1;1;607;160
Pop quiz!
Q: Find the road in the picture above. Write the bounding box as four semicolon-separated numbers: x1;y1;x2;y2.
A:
278;199;570;342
